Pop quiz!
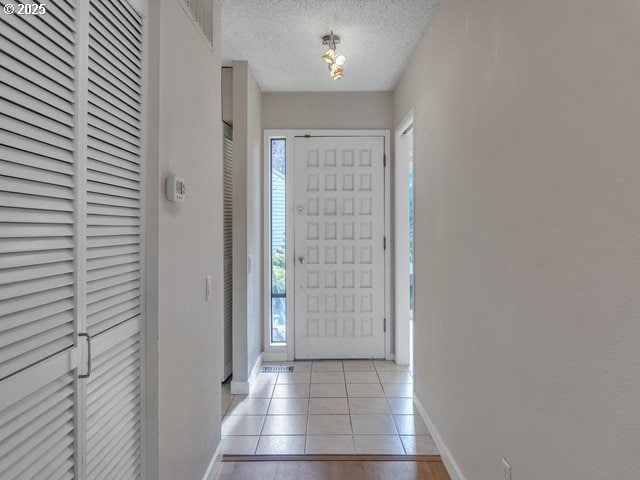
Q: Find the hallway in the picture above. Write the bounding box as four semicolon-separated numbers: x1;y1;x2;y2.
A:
221;360;436;456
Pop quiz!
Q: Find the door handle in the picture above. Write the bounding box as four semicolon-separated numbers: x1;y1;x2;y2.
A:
79;332;92;379
298;256;305;264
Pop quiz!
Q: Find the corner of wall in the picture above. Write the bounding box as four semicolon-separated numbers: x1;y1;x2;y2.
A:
413;394;467;480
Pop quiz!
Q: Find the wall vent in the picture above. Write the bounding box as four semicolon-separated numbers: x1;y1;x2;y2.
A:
179;0;215;47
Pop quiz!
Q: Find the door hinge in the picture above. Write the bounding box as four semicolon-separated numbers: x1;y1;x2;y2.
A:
383;236;387;250
383;154;387;167
383;318;387;332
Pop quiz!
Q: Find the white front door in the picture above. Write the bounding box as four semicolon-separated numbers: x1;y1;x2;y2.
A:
294;136;386;359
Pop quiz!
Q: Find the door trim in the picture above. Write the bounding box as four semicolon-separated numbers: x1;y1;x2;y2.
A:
263;130;392;361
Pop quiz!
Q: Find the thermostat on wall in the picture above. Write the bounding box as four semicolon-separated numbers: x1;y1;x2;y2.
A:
165;175;186;202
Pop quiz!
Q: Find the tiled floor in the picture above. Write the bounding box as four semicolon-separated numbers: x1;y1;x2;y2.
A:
221;360;439;455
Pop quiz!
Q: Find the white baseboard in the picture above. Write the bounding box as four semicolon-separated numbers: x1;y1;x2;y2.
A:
262;351;288;362
230;379;249;395
413;394;467;480
230;353;263;395
202;439;224;480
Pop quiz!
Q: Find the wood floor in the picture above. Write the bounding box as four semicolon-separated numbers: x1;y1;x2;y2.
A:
217;455;451;480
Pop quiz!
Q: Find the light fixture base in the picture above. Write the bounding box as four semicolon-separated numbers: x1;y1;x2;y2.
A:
322;34;340;46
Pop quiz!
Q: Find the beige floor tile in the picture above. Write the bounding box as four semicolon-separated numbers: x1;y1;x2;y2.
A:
309;397;349;414
307;414;352;434
227;397;270;416
272;383;310;398
346;383;385;398
377;371;413;384
268;398;309;415
310;383;347;398
393;415;429;435
281;361;312;371
311;371;345;384
374;361;409;372
305;435;354;454
312;360;344;371
262;415;308;435
222;436;259;454
386;398;417;415
256;435;306;455
342;360;375;371
350;414;398;434
276;372;311;384
221;395;233;416
254;372;278;385
345;371;380;383
248;382;275;398
348;397;390;415
400;435;439;455
354;435;405;454
382;383;413;398
221;415;265;436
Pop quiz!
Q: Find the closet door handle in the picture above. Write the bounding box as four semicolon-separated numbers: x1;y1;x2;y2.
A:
79;332;92;379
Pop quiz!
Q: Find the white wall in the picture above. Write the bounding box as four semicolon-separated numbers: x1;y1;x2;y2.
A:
263;92;392;130
146;1;223;478
232;61;263;386
394;1;640;479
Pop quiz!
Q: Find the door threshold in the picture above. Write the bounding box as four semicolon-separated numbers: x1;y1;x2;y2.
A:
222;454;442;462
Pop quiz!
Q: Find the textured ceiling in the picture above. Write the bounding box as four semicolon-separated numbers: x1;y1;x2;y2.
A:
221;0;441;92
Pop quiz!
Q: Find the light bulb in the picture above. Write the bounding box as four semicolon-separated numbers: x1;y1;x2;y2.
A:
330;63;343;80
334;54;346;66
322;48;336;64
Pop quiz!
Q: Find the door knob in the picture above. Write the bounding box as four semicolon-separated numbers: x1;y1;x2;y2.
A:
297;205;305;214
298;256;305;264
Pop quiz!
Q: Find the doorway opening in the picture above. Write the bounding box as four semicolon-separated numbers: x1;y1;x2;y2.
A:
394;112;414;368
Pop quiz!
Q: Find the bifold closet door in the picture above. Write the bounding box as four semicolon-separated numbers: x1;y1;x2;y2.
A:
223;126;233;380
84;0;144;478
0;1;80;478
0;0;145;478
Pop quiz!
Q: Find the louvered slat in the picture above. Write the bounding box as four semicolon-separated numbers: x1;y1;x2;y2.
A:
0;4;76;382
0;52;75;105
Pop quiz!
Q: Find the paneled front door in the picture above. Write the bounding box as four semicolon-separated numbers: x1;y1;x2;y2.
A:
294;136;385;359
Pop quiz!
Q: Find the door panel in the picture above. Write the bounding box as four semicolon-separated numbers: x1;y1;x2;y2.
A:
223;128;233;380
0;3;79;477
84;1;144;478
0;351;77;479
294;136;385;359
0;0;77;382
86;318;143;480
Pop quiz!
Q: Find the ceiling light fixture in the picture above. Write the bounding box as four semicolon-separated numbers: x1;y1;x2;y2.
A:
322;31;346;81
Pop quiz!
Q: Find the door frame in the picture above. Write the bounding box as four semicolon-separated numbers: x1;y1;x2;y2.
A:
263;130;392;361
393;110;414;366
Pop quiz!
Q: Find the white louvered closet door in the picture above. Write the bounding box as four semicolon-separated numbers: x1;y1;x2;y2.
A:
84;0;144;478
0;1;79;479
0;0;145;478
222;126;233;380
